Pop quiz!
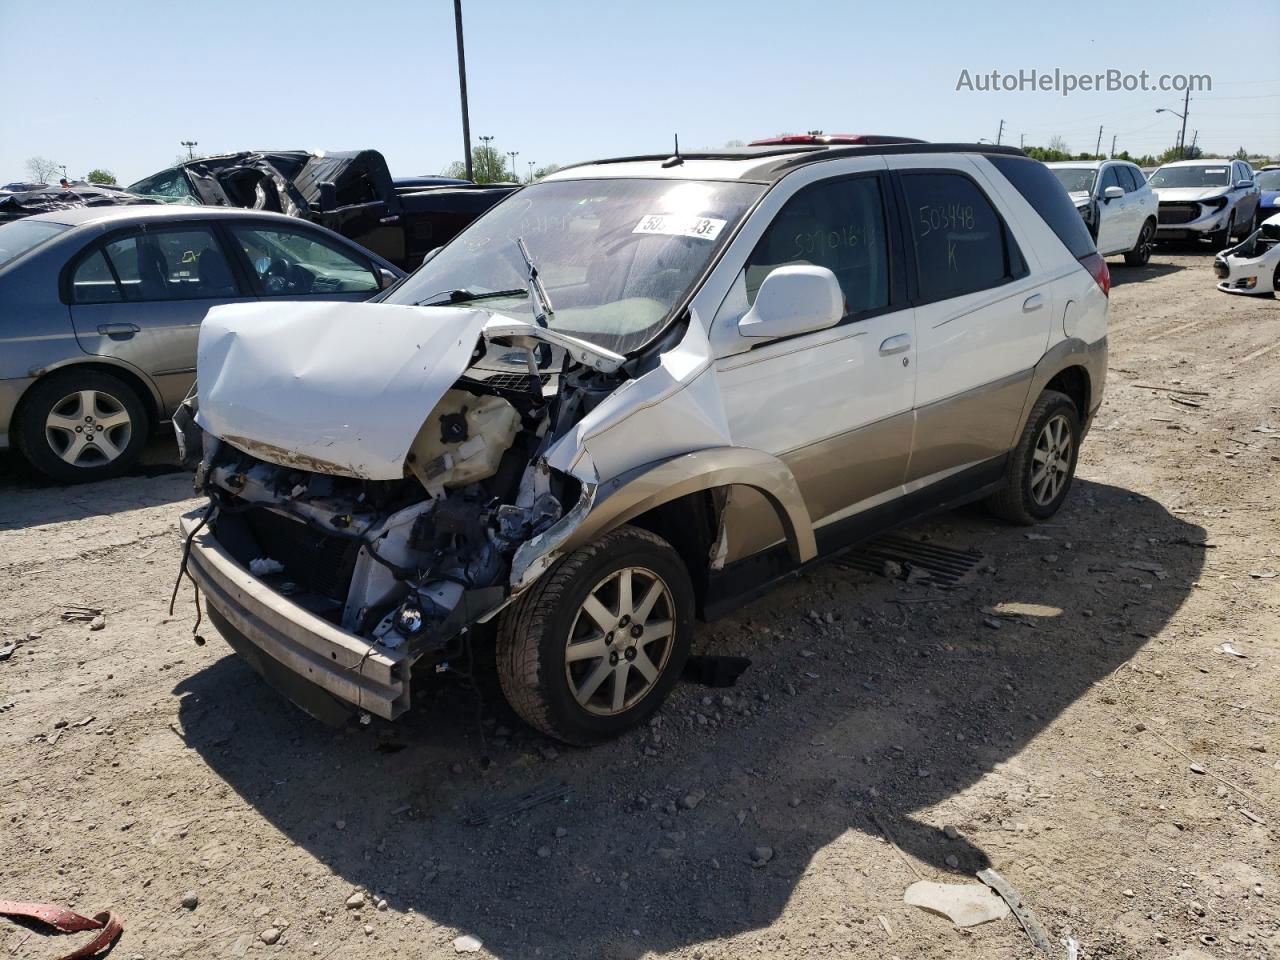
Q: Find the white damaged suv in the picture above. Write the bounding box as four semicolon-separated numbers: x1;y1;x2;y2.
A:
178;140;1109;744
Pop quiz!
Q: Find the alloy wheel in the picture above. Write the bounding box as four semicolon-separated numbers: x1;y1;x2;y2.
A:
1030;413;1073;507
1137;222;1154;262
564;566;675;716
44;389;133;468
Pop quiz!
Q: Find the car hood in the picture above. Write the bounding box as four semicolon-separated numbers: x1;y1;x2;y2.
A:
1151;186;1229;202
1068;191;1091;206
195;301;625;481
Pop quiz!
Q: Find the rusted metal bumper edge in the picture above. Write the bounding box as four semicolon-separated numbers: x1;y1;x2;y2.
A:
179;509;410;720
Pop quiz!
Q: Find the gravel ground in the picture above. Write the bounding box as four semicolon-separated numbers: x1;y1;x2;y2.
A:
1;246;1276;960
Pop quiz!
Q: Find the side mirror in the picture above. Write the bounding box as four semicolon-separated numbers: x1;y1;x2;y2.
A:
738;265;843;339
377;267;398;290
1238;180;1254;189
1103;185;1124;201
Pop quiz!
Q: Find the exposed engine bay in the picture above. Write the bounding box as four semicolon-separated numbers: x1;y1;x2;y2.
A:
184;299;631;669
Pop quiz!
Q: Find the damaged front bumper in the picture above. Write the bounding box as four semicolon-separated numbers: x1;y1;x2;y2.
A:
179;509;414;720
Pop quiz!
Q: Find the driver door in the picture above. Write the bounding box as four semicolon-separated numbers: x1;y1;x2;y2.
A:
709;171;917;562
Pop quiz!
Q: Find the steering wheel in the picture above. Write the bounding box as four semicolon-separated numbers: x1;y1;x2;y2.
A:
261;256;294;293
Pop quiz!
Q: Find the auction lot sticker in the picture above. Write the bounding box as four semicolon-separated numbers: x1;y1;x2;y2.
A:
633;214;727;241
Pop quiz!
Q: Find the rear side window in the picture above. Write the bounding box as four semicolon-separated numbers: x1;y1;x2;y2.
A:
76;226;240;304
72;250;123;303
989;155;1097;260
744;175;890;318
900;172;1023;302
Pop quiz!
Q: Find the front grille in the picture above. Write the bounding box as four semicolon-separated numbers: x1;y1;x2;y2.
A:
1158;202;1199;225
242;507;360;603
459;371;550;391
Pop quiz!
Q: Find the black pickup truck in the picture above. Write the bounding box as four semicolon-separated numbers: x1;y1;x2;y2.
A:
123;149;516;270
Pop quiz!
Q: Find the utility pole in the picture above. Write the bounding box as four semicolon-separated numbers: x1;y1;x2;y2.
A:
996;119;1005;145
1019;133;1025;150
180;140;198;161
453;0;473;181
1095;125;1103;160
508;150;519;182
1178;86;1190;160
1189;129;1199;156
527;160;535;183
1110;134;1117;159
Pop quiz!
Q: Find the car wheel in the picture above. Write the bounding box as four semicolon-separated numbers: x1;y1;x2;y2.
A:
1210;212;1235;249
496;525;693;745
985;390;1081;525
16;370;150;483
1123;219;1156;266
1236;211;1257;239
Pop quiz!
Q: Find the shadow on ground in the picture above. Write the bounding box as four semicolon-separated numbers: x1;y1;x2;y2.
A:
0;438;189;530
173;479;1205;959
1109;260;1184;287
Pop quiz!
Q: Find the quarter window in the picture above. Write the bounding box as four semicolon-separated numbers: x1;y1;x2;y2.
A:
900;172;1024;303
229;225;378;296
744;176;890;318
73;226;238;304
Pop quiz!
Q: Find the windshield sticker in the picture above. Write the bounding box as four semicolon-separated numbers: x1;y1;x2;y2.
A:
633;214;727;241
1204;168;1226;174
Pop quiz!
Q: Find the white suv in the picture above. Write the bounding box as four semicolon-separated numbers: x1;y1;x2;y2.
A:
1149;159;1261;245
177;140;1109;744
1047;160;1158;265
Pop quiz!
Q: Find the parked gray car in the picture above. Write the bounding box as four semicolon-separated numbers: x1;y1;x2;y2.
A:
0;206;404;481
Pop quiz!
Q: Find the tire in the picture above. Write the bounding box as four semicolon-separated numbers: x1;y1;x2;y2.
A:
1236;210;1257;240
1123;219;1156;266
1209;212;1234;249
985;390;1081;525
496;525;694;745
15;369;150;483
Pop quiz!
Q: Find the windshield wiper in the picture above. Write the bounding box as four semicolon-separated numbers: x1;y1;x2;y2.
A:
515;237;555;329
416;288;528;307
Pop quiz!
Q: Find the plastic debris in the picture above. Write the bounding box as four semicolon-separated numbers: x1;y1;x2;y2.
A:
0;899;123;959
249;557;285;576
903;880;1010;927
1216;643;1246;657
977;868;1052;952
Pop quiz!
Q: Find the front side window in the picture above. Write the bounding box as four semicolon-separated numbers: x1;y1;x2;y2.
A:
1119;166;1143;192
230;225;378;296
1148;165;1230;188
383;178;765;355
78;226;238;303
901;172;1023;302
743;175;889;317
1099;166;1123;194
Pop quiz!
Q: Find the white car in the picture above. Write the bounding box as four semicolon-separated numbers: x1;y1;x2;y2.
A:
1150;159;1261;245
1048;160;1158;265
1214;212;1280;295
175;139;1109;744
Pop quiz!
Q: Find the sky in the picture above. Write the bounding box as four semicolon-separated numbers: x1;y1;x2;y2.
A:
2;0;1278;185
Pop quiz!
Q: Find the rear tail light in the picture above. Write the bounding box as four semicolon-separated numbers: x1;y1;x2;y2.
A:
1079;252;1110;296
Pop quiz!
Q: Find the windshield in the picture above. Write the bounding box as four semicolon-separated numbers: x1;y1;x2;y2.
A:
1256;170;1280;191
1148;165;1230;188
384;178;764;354
0;219;70;268
1050;167;1097;194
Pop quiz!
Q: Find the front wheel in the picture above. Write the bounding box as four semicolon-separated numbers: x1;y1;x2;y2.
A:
1210;212;1235;249
496;525;693;745
1123;219;1156;266
986;390;1081;525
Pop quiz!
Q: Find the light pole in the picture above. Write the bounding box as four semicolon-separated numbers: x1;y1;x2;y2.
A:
507;150;519;182
478;135;495;182
180;140;198;161
453;0;473;181
527;160;535;183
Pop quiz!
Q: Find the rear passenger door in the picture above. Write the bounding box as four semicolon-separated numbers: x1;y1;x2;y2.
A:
67;223;248;414
888;159;1051;486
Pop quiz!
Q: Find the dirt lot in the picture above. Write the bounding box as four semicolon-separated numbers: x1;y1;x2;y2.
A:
2;247;1276;960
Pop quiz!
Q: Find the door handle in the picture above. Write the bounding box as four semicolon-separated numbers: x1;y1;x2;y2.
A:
97;322;140;336
1022;294;1044;313
878;334;911;356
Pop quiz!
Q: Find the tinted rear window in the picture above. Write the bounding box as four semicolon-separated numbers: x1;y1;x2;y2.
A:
988;155;1096;260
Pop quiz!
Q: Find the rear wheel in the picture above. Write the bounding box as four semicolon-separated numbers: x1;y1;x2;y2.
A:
986;390;1081;525
16;370;149;483
496;525;693;745
1123;219;1156;266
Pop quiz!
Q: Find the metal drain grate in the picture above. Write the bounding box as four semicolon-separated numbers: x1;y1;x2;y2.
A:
832;533;983;586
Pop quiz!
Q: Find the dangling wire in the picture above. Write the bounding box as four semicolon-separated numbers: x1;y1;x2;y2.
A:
169;502;215;644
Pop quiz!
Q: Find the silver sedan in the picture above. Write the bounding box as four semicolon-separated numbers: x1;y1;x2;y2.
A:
0;205;403;481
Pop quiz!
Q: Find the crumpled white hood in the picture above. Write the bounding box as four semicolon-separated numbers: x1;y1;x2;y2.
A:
196;301;491;479
1151;186;1229;203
